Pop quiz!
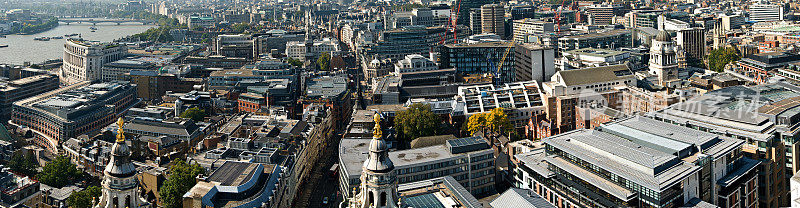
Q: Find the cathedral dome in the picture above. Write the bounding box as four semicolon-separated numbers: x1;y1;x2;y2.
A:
655;30;671;42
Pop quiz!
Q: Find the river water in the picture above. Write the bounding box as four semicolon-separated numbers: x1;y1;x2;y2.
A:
0;23;154;64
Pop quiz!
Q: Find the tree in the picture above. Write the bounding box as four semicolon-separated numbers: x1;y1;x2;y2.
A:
486;108;513;134
548;0;573;5
159;160;205;208
231;23;250;34
466;108;512;136
395;103;440;145
707;47;740;72
179;107;207;122
466;113;487;135
317;52;331;71
287;58;303;67
66;186;101;208
130;27;174;42
37;156;82;188
8;152;37;176
399;3;425;11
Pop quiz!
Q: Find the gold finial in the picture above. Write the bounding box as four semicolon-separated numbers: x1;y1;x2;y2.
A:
373;113;382;139
116;117;125;142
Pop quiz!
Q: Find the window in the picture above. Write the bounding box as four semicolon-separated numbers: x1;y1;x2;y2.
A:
380;192;387;206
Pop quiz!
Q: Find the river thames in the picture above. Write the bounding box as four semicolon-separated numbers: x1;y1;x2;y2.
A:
0;23;154;64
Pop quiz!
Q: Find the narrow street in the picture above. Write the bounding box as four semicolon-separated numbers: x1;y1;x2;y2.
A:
305;133;340;208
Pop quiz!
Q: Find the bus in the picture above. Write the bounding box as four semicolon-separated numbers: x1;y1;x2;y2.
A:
330;163;339;177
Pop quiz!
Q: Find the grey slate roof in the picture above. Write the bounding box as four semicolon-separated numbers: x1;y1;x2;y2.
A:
681;198;719;208
490;188;556;208
556;64;633;86
543;117;710;192
648;83;800;142
515;148;554;177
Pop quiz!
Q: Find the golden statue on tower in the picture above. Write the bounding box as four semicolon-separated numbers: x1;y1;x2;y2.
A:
373;113;382;139
116;117;125;142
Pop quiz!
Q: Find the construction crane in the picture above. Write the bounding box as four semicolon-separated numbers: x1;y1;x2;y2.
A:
489;44;514;85
554;0;570;34
451;0;462;41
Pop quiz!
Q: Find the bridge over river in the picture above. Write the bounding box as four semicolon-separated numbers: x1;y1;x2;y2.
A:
58;18;156;25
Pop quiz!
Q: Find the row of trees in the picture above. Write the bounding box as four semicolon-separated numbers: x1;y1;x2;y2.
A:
110;10;179;27
126;11;184;42
7;152;37;176
8;154;83;188
129;27;176;42
231;23;251;34
393;104;514;147
288;58;303;67
11;17;59;34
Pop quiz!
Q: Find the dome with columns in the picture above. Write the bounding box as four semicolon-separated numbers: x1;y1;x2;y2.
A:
346;113;399;208
96;118;140;208
655;30;671;42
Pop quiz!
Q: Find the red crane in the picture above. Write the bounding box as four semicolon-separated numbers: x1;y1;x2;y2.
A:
554;0;570;34
440;0;463;45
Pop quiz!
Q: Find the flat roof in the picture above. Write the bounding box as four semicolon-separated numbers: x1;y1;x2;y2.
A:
555;64;633;86
515;148;554;177
649;83;800;141
564;48;628;58
403;193;446;208
545;117;724;192
16;81;134;120
339;137;492;178
545;156;636;200
490;188;556;208
445;41;513;48
207;161;259;186
306;75;347;98
559;29;630;40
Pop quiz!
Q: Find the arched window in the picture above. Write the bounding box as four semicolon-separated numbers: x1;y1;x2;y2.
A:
112;196;118;208
380;192;387;206
367;191;374;207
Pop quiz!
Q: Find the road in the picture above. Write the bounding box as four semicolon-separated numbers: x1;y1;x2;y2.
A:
305;134;341;208
293;55;359;208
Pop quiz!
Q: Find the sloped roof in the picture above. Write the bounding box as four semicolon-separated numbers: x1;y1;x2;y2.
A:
557;64;633;86
490;188;556;208
410;135;456;149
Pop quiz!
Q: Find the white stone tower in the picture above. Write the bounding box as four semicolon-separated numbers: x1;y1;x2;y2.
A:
96;118;140;208
649;30;679;87
348;113;399;208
